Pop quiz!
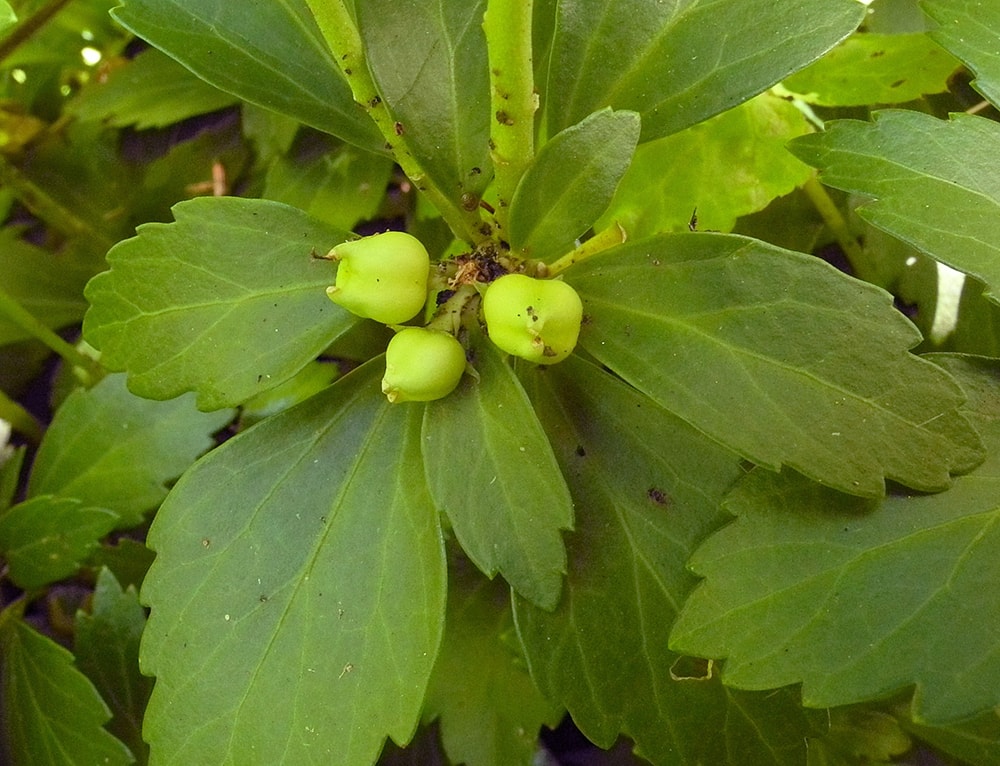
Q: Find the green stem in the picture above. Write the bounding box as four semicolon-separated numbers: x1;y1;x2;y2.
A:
0;284;102;385
483;0;535;233
304;0;487;245
546;222;627;277
802;175;876;283
0;388;43;444
0;0;74;65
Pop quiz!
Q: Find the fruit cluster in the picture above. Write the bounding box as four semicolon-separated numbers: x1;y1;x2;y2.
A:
325;231;583;402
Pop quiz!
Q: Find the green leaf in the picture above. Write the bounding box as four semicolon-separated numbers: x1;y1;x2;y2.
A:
140;361;446;765
598;93;814;237
69;47;238;129
27;374;232;527
423;337;573;610
110;0;383;151
544;0;865;141
0;619;132;766
670;356;1000;725
923;0;1000;106
808;708;911;765
264;144;395;233
83;197;357;410
513;355;819;764
359;0;492;198
423;572;562;766
509;108;640;262
75;568;152;765
0;2;15;33
782;32;960;106
902;707;1000;766
789;110;1000;303
0;228;95;345
0;496;118;589
566;233;983;497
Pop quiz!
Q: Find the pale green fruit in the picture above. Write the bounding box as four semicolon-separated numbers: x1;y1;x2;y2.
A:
326;231;429;324
382;328;466;403
482;273;583;364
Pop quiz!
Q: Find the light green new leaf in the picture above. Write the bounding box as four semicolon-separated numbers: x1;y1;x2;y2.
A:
782;32;960;106
509;108;640;262
923;0;1000;106
110;0;383;151
423;574;562;766
27;374;232;527
69;47;238;129
566;233;983;497
599;93;813;237
0;619;132;766
670;356;1000;725
544;0;865;141
75;568;152;765
140;361;446;765
423;337;572;610
789;111;1000;303
0;496;119;589
513;356;821;764
359;0;492;198
83;197;356;410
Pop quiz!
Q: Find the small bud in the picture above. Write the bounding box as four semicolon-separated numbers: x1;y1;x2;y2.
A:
325;231;430;324
382;328;466;403
482;274;583;364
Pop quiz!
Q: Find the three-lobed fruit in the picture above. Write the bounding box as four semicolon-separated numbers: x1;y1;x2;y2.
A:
482;273;582;364
326;231;429;324
382;327;466;403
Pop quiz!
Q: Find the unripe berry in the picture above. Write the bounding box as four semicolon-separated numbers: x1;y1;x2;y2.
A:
325;231;430;324
482;274;583;364
382;328;466;403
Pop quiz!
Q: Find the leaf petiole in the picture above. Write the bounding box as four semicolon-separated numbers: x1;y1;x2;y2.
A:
0;284;102;386
546;222;627;277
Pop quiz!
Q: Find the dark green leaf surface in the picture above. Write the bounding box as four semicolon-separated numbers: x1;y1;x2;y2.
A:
140;361;446;765
0;619;132;766
790;111;1000;302
263;146;395;232
671;356;1000;725
903;707;1000;766
84;197;356;410
544;0;864;141
782;32;959;106
0;228;94;345
423;573;562;766
514;356;819;764
566;233;983;497
923;0;1000;106
0;496;118;589
76;568;152;765
423;337;572;610
359;0;492;198
509;108;640;261
110;0;383;151
27;374;232;527
69;47;238;129
598;94;813;237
